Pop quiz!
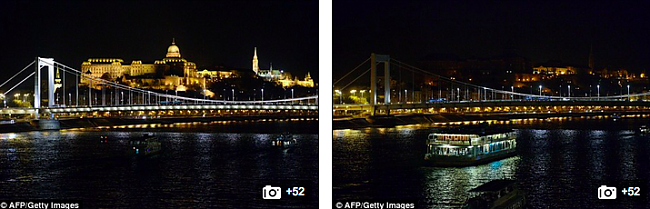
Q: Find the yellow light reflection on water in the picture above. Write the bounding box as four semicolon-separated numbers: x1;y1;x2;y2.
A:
0;133;17;140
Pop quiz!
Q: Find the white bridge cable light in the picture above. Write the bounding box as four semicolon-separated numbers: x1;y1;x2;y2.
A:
333;57;370;86
0;61;35;89
389;58;644;101
4;72;35;95
52;60;318;105
339;68;371;92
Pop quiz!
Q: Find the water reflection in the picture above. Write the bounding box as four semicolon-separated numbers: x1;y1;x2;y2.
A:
0;122;318;208
334;118;650;208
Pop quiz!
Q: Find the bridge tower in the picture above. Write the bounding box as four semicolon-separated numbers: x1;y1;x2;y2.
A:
370;53;390;116
34;57;56;119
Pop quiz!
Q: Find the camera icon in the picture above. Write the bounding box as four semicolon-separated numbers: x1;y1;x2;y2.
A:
262;185;282;199
598;185;617;199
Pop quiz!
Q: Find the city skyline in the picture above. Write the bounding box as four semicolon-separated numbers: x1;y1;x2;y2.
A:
334;1;650;78
0;1;319;82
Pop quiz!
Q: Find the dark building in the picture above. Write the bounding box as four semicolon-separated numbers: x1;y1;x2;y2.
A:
419;53;531;80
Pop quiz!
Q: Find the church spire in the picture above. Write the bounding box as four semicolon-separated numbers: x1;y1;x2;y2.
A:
252;47;259;74
54;66;62;90
172;38;175;45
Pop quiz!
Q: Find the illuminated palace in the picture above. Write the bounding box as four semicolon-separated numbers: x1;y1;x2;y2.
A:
251;47;315;88
80;39;202;90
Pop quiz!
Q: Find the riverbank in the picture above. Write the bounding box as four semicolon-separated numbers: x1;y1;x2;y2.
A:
0;115;318;133
333;112;648;129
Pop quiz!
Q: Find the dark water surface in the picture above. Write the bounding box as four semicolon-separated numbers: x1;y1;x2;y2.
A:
333;117;650;208
0;121;318;208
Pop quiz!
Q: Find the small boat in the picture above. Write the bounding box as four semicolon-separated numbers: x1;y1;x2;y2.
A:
424;125;517;167
639;125;650;134
271;133;297;150
100;135;109;143
129;134;161;156
463;180;525;209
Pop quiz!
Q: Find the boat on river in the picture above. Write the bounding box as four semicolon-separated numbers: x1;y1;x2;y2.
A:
639;125;650;134
271;133;296;150
424;126;517;166
129;134;161;156
611;113;622;120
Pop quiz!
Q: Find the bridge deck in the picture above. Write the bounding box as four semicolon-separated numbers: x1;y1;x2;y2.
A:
333;100;650;111
0;104;318;115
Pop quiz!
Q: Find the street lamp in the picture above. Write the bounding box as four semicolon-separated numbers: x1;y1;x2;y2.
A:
405;89;408;103
291;89;294;99
511;86;514;100
484;87;487;101
597;84;600;100
457;87;460;101
568;85;570;98
121;91;124;106
539;85;542;97
261;89;264;101
627;84;630;101
360;90;366;98
335;90;342;104
350;90;357;96
232;89;235;101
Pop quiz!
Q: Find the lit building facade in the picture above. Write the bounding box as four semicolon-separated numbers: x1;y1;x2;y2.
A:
197;69;237;80
533;65;576;75
251;47;315;88
81;39;201;90
277;72;315;88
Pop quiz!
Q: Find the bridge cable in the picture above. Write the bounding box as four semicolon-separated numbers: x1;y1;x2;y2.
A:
4;72;35;95
333;57;370;86
0;61;35;89
390;58;645;100
53;60;318;104
339;68;371;92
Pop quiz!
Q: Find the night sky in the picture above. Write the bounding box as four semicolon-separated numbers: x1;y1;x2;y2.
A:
0;0;318;84
334;1;650;78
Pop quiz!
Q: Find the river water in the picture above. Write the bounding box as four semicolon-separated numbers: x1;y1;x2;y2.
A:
333;117;650;208
0;120;318;208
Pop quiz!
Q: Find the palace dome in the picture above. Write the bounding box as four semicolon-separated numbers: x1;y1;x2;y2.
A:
166;38;181;58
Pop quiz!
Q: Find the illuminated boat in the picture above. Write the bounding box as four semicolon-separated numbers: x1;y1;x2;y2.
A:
424;126;517;166
271;133;296;150
129;134;161;156
99;135;109;143
639;125;650;134
463;180;525;209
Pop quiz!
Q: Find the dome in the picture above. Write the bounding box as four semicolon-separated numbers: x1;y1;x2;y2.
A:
166;38;181;58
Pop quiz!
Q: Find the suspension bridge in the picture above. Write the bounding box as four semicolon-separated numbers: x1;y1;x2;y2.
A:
334;53;650;117
0;57;318;120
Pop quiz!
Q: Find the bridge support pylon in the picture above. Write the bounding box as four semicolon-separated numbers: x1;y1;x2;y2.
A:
370;53;390;116
34;57;55;119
